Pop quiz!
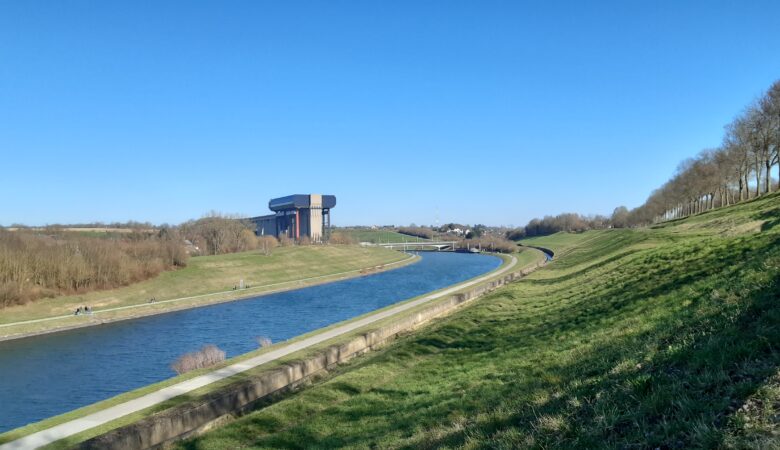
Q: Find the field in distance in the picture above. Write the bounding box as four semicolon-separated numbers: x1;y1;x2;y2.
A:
339;228;430;244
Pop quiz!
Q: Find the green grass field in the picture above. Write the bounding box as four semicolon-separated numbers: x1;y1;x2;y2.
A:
0;250;532;448
0;245;409;338
177;193;780;449
340;228;430;243
519;229;607;256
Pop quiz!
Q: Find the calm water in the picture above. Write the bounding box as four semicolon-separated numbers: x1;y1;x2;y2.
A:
0;252;500;433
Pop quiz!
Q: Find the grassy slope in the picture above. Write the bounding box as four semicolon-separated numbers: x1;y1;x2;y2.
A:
0;250;538;447
179;193;780;449
519;231;603;255
341;229;430;244
0;246;408;333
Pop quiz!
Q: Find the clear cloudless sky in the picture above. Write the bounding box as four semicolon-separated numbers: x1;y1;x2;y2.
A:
1;1;779;227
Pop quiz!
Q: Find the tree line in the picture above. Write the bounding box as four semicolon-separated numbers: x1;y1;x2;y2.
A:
505;210;622;240
629;80;778;224
505;79;779;239
457;235;517;253
0;212;327;308
0;228;188;307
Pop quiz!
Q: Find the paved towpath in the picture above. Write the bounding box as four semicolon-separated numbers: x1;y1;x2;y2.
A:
1;254;522;450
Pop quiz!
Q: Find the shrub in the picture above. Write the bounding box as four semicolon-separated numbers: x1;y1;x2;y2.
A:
239;229;259;251
257;236;278;255
171;344;226;375
329;232;355;245
505;228;526;241
0;229;188;308
178;213;257;255
398;226;434;239
278;235;294;247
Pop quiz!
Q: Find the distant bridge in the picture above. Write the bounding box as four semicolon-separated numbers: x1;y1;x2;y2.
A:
375;241;457;251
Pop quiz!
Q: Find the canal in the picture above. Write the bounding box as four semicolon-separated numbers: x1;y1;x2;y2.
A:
0;251;501;433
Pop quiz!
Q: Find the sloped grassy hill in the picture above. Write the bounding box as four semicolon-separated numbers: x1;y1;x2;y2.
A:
178;193;780;449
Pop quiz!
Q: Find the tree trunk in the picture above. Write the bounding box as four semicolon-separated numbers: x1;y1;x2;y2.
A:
738;177;744;201
766;159;773;193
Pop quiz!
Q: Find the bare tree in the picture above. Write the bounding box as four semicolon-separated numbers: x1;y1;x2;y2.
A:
745;105;774;195
761;80;780;190
626;79;780;225
611;206;629;228
179;212;255;255
724;116;754;201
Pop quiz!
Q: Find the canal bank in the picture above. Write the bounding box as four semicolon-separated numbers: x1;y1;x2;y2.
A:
0;248;418;343
0;251;523;447
74;250;545;450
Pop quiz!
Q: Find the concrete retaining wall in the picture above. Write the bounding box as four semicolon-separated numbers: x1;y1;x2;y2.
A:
80;257;547;450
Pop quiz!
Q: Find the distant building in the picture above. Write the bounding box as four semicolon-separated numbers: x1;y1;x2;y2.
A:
248;194;336;242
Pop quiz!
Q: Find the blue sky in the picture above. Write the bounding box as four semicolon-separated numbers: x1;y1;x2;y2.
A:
1;1;779;227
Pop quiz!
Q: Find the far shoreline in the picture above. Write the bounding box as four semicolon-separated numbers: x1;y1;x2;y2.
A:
0;252;420;343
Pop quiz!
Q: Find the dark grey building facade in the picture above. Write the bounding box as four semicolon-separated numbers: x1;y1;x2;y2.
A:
249;194;336;242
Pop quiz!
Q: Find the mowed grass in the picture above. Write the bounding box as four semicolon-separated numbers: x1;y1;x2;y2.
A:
519;230;606;256
178;193;780;449
0;251;525;448
0;245;409;335
340;228;430;244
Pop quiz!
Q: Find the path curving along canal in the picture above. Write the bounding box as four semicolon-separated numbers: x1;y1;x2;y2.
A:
0;252;501;436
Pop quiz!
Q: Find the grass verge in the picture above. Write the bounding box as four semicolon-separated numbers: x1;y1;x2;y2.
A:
174;193;780;449
340;229;430;244
0;245;411;340
0;249;544;448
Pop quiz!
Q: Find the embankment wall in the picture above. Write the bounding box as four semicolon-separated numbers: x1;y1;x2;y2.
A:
81;255;548;450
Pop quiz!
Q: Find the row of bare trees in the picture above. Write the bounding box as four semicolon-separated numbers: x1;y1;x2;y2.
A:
0;229;188;307
1;211;349;308
458;235;517;253
631;80;779;224
505;210;624;240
